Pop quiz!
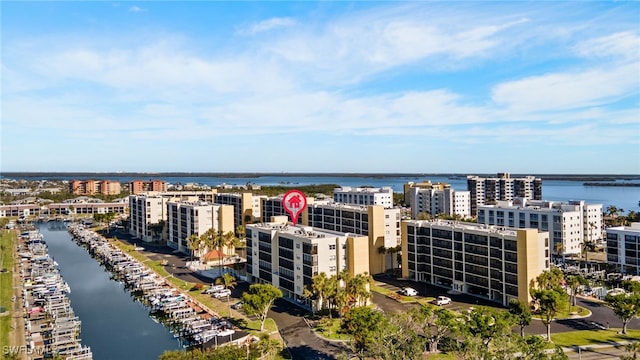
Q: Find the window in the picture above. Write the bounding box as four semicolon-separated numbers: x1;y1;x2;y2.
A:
329;244;336;250
329;266;337;272
296;243;300;249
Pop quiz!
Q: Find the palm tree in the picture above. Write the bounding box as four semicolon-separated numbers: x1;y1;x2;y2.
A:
202;228;224;272
350;273;372;306
186;234;200;262
216;273;236;316
222;231;236;257
307;272;329;313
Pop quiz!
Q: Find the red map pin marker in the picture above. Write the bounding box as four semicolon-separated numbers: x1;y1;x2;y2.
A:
282;189;307;226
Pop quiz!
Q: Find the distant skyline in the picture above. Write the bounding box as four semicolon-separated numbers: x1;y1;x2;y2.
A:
1;2;639;174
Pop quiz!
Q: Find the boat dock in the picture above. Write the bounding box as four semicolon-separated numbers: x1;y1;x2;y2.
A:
17;229;93;360
67;224;249;348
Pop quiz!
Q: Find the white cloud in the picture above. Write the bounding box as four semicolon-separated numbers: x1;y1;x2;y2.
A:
129;6;146;13
574;31;639;60
491;63;639;112
238;17;297;35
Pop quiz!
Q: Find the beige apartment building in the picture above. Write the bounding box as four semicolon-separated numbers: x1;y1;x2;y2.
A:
402;219;549;306
305;203;401;274
69;180;121;195
130;180;168;194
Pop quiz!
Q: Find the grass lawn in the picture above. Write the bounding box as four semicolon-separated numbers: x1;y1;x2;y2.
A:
371;285;430;303
551;329;640;347
425;353;460;359
314;318;352;341
533;305;589;320
0;230;16;349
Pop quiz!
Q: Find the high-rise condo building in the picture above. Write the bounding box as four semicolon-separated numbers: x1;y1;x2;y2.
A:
477;199;603;258
166;200;234;255
467;173;542;216
246;218;370;305
333;187;394;208
130;180;168;195
404;180;471;219
402;220;549;306
305;203;401;274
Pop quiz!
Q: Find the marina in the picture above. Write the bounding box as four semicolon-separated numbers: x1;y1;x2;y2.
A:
17;229;92;359
66;223;250;350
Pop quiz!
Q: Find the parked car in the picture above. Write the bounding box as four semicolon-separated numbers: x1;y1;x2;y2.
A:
400;287;418;296
435;296;452;305
203;284;225;294
231;301;243;310
212;289;232;298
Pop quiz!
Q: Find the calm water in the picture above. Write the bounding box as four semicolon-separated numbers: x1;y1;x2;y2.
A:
10;174;640;211
37;222;181;360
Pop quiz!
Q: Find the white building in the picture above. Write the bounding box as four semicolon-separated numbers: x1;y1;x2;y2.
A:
166;200;234;254
467;173;542;216
477;199;603;258
405;181;470;219
333;187;394;208
246;218;370;302
129;194;169;242
606;223;640;275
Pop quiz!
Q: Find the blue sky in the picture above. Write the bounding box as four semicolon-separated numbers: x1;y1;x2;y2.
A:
1;1;639;174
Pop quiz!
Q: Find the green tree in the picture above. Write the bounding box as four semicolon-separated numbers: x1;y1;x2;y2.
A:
216;273;237;316
186;234;200;262
532;267;564;290
463;306;514;348
531;288;567;341
341;306;384;358
412;304;458;353
241;284;283;332
369;311;424;360
621;341;640;360
304;272;330;314
605;293;640;335
509;299;532;337
565;274;588;307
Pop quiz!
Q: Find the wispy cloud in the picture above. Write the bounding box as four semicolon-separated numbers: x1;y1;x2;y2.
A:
128;5;146;13
238;17;297;35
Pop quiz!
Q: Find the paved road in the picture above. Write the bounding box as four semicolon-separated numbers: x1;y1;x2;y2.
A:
268;299;351;360
372;275;640;336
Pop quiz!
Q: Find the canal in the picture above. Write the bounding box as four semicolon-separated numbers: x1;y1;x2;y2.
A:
37;222;181;360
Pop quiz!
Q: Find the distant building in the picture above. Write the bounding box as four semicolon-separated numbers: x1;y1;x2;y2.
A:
333;187;394;208
477;199;603;257
246;219;370;304
305;203;401;274
402;219;550;306
404;180;471;219
130;180;168;195
467;173;542;216
166;200;234;255
69;180;121;195
606;222;640;275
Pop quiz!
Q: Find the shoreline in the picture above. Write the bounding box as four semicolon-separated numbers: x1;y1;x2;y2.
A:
2;172;640;182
